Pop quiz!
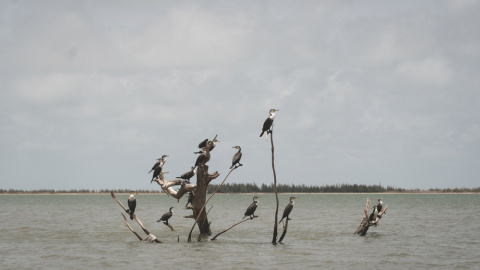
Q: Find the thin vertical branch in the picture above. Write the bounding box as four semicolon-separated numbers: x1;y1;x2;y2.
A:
278;218;289;243
271;129;279;244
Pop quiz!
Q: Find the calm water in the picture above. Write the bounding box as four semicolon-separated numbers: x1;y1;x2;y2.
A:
1;193;479;269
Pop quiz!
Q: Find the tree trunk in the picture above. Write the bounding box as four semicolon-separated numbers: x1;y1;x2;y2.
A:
193;163;211;235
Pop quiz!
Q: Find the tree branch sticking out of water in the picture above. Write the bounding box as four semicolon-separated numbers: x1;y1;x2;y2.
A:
210;215;258;241
278;218;289;243
270;127;280;244
111;191;162;243
187;163;240;242
354;197;388;236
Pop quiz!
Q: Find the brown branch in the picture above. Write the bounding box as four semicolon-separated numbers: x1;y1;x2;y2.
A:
210;216;258;241
121;213;143;241
270;128;279;244
278;218;289;243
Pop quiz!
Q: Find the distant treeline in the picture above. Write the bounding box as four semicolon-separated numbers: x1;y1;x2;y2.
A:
2;184;479;194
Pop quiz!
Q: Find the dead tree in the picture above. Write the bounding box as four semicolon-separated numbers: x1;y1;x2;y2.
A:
354;197;388;236
154;135;220;238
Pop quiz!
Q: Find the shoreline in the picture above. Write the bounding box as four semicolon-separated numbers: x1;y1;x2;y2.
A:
1;191;479;195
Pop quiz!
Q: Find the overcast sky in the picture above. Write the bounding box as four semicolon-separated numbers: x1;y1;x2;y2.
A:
1;0;479;191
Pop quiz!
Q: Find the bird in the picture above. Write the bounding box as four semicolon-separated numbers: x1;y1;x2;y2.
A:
150;155;168;183
185;192;194;207
148;154;168;173
157;207;174;225
176;166;196;182
243;196;259;219
279;196;296;223
375;199;383;212
260;109;279;139
194;148;206;168
230;146;242;169
194;138;220;153
197;138;208;149
127;191;136;220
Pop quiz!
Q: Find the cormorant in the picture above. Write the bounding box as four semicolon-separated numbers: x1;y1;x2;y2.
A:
194;138;220;153
243;196;259;219
375;199;383;212
176;166;196;182
148;154;168;173
230;146;242;169
279;196;296;223
157;207;174;225
197;138;208;149
260;109;279;139
194;148;206;168
185;192;194;207
127;191;136;220
150;155;168;183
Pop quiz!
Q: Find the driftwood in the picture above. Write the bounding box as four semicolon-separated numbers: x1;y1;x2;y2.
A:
210;215;258;241
111;191;162;243
354;197;388;236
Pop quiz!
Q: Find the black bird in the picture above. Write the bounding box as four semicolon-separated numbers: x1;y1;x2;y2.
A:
375;199;383;212
151;155;168;183
279;196;296;223
148;158;161;174
194;148;206;168
197;138;208;149
243;196;259;219
185;192;194;207
260;109;279;139
194;138;220;153
148;154;168;173
176;166;196;182
127;191;136;220
157;207;174;224
230;146;242;169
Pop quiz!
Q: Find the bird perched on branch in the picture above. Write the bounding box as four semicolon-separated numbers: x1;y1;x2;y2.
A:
127;191;136;220
230;146;243;169
195;138;220;153
194;148;206;168
150;155;168;183
279;196;296;223
369;206;378;223
176;166;196;182
157;207;174;225
243;196;259;219
375;199;383;212
260;109;279;139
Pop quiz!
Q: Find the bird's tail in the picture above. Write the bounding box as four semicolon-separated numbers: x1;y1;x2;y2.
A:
259;131;264;137
130;213;134;220
278;218;284;224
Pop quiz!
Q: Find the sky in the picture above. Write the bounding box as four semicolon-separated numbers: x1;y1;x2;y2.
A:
1;0;480;191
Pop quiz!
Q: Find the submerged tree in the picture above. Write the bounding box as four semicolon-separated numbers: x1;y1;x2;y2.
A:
354;197;388;236
153;135;220;237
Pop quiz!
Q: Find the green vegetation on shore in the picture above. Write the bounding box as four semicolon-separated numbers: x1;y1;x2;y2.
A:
1;183;479;194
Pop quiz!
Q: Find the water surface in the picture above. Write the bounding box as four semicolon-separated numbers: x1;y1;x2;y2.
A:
1;193;479;269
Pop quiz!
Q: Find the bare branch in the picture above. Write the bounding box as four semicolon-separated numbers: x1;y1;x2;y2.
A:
210;216;258;241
